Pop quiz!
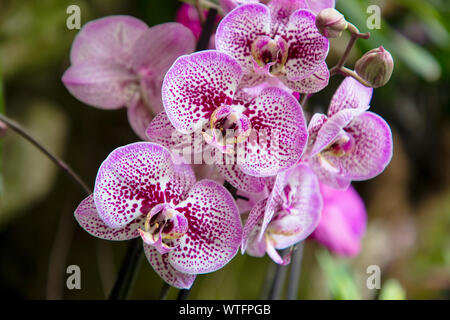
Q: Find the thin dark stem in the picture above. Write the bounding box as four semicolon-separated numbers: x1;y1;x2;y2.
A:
158;282;171;300
299;94;308;108
223;180;238;199
195;8;218;51
267;260;288;300
287;243;304;300
109;238;143;300
0;114;91;195
177;289;192;300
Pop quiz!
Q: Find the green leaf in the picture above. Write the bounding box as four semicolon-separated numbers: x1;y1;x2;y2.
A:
316;249;361;300
379;279;406;300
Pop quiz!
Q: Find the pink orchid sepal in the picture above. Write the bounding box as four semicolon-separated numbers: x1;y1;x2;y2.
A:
74;142;242;289
62;16;196;139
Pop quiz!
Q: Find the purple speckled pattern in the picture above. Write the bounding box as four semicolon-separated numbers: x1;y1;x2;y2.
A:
94;142;196;229
215;162;268;194
328;76;373;117
240;87;307;177
162;51;243;133
168;180;242;274
143;244;196;289
242;199;267;255
216;3;329;93
283;10;329;81
75;194;144;240
280;61;329;93
305;0;335;14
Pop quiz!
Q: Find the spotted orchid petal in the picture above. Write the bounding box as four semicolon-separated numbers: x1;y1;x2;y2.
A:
320;111;393;181
74;194;145;240
242;199;267;255
280;62;329;94
328;77;373;117
168;180;242;274
220;0;261;14
215;157;268;194
127;95;154;140
305;0;335;14
268;0;308;35
215;4;271;73
309;155;351;189
143;245;196;289
283;10;329;81
132;23;196;114
265;239;292;265
62;60;136;109
266;164;322;248
162;51;243;133
94;142;196;229
310;108;367;156
70;15;148;65
240;87;307;177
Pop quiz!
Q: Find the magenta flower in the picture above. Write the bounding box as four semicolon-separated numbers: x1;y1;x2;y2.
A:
161;50;308;177
220;0;334;15
306;77;393;189
215;2;330;93
311;183;367;257
62;16;196;139
74;142;242;289
241;164;322;264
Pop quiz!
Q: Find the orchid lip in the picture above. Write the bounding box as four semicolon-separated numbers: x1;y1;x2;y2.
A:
203;105;252;153
139;203;188;254
251;36;288;76
323;131;355;157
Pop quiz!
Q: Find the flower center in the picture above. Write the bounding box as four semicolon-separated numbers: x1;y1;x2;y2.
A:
324;132;355;157
202;105;251;154
251;36;288;76
139;203;188;254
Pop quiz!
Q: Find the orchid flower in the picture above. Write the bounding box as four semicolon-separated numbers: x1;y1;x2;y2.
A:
74;142;242;289
220;0;335;15
306;77;393;189
62;16;196;139
310;183;367;256
215;1;330;93
241;163;322;264
160;50;308;179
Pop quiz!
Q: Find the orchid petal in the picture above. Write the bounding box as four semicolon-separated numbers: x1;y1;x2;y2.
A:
168;180;242;274
240;87;307;177
162;51;243;133
323;111;393;180
328;77;373;117
62;61;136;109
268;0;308;35
74;195;144;240
70;15;148;65
216;4;271;73
242;198;267;254
309;154;351;189
284;10;329;81
215;159;267;194
127;95;154;140
143;244;196;289
94;142;195;228
280;62;329;94
265;238;292;265
305;0;335;14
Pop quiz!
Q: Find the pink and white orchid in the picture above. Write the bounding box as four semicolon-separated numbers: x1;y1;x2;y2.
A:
215;1;330;93
62;16;196;139
74;142;242;289
161;50;308;178
310;183;367;256
242;163;322;264
306;77;393;189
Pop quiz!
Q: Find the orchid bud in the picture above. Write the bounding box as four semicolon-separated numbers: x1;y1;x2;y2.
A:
355;46;394;88
316;8;348;38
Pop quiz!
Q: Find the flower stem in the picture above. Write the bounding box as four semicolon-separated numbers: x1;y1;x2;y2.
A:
158;282;171;300
195;8;218;51
0;114;91;195
177;289;192;300
267;260;288;300
108;238;143;300
287;242;304;300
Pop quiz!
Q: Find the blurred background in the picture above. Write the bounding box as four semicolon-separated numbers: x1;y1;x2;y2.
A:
0;0;448;299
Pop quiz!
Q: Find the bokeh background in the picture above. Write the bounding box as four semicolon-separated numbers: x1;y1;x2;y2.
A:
0;0;449;299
